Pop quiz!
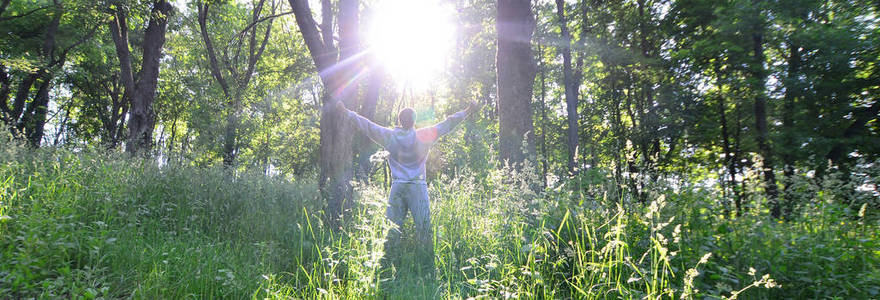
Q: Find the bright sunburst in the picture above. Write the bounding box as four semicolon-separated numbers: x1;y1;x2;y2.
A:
366;0;455;90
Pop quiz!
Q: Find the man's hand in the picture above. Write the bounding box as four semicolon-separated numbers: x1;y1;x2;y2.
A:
335;101;347;113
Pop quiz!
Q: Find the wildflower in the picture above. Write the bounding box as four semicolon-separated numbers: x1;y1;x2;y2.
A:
673;224;682;244
699;252;712;264
765;278;779;288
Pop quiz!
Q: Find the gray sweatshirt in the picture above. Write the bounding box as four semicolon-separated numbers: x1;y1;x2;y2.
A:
346;109;469;182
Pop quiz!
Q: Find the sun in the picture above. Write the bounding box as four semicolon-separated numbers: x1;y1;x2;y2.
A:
366;0;455;90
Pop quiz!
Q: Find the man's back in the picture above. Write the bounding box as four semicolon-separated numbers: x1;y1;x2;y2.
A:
344;108;471;181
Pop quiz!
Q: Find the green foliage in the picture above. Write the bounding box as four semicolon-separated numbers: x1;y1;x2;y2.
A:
2;143;877;298
1;0;879;297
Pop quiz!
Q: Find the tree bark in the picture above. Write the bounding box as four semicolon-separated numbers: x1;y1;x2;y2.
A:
0;0;10;18
749;7;781;218
20;72;51;145
496;0;536;166
8;72;38;129
538;44;548;188
121;0;172;155
0;64;10;119
717;65;740;215
781;40;800;218
289;0;361;226
555;0;579;175
15;2;61;146
355;67;383;181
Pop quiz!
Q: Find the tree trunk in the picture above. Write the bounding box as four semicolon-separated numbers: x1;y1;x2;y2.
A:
0;63;10;120
539;45;548;188
781;40;800;218
749;10;781;218
717;66;740;215
20;72;51;146
125;0;172;155
496;0;536;166
356;67;383;181
734;100;748;209
7;72;39;132
290;0;361;226
555;0;579;175
320;0;360;224
198;0;275;166
15;2;62;146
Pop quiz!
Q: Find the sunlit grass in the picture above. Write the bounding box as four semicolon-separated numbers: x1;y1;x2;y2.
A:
0;143;877;298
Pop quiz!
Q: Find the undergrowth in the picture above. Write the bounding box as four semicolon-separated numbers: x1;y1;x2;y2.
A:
0;144;877;299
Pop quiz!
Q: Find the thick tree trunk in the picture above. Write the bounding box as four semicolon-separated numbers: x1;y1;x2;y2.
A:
20;72;51;146
8;72;39;130
125;0;172;155
496;0;536;166
750;15;781;218
290;0;361;225
555;0;579;175
108;10;136;149
109;10;136;105
15;3;61;146
320;0;360;225
355;68;383;181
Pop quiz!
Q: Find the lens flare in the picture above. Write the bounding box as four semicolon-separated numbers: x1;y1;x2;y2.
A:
366;0;455;90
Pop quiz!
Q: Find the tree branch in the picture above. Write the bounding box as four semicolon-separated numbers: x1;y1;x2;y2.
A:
109;9;136;98
0;0;10;18
0;4;53;22
243;0;274;90
229;10;293;47
289;0;333;72
52;23;100;68
197;1;232;99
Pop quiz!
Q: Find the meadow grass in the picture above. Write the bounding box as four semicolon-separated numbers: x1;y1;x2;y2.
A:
0;144;877;299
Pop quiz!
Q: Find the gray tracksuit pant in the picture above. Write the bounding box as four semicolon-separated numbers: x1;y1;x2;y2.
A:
345;108;469;272
385;181;433;271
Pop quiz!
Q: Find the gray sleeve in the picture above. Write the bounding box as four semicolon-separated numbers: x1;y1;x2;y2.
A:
347;110;392;147
433;109;470;138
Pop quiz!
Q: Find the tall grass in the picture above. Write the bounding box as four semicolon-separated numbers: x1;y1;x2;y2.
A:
1;144;877;299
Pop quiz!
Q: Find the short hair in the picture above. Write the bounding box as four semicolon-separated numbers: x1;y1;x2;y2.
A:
398;108;415;129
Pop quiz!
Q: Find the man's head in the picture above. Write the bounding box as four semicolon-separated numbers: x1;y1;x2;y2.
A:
398;108;415;129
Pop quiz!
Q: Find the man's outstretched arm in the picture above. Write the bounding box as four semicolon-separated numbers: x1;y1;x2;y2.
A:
433;101;479;138
336;101;392;147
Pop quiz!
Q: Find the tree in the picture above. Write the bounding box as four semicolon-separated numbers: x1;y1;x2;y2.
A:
108;0;173;154
289;0;364;224
197;0;282;166
554;0;580;174
745;0;780;218
496;0;537;166
0;0;97;146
